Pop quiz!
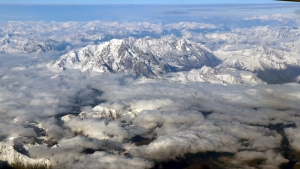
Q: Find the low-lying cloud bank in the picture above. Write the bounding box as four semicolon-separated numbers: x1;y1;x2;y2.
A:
1;51;300;168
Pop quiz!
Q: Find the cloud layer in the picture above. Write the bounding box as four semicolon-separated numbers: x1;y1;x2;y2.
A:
1;13;300;168
1;50;300;168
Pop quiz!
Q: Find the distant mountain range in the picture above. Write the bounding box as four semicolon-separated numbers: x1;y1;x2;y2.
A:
48;36;300;84
0;34;70;53
2;29;300;84
215;46;300;83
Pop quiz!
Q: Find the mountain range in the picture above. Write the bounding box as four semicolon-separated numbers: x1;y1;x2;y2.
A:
48;36;300;84
48;37;220;78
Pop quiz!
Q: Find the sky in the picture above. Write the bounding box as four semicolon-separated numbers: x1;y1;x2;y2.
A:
0;0;287;4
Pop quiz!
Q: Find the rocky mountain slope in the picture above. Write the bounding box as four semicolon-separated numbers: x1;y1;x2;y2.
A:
162;66;265;85
48;37;220;78
215;46;300;83
49;36;300;84
0;34;70;53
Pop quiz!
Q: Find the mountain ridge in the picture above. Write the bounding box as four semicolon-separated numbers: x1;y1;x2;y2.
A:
48;37;221;78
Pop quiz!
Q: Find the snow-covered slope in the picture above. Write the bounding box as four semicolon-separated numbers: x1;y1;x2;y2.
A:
163;66;265;85
0;34;69;53
48;36;300;83
216;46;299;71
0;140;50;168
48;37;220;77
215;46;300;83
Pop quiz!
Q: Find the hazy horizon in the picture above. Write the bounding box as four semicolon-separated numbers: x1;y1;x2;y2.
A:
0;4;298;22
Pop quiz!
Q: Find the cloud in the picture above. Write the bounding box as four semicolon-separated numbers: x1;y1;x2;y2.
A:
232;150;288;168
0;122;36;141
27;136;125;166
243;14;299;21
64;152;154;169
165;22;217;31
1;51;300;168
64;118;130;142
128;118;240;161
162;11;189;15
284;127;300;151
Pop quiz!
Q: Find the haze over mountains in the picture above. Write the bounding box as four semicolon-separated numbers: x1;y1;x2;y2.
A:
1;7;300;169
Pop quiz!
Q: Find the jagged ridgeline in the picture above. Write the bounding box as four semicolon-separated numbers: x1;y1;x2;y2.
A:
48;37;220;78
0;34;70;53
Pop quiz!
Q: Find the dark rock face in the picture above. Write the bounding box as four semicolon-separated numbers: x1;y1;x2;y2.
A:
255;65;300;84
0;160;12;169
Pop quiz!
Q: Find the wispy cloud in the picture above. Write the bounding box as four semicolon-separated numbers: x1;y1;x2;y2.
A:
162;10;189;15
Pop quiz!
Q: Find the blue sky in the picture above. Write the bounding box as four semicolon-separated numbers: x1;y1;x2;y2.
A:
0;0;286;4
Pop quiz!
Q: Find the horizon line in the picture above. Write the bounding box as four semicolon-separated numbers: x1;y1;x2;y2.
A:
0;3;292;5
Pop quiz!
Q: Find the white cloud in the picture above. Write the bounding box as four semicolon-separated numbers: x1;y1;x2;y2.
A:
1;51;300;168
285;127;300;151
233;150;288;169
244;14;299;21
65;152;154;169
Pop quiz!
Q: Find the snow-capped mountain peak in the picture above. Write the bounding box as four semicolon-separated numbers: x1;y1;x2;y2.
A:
48;37;220;77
